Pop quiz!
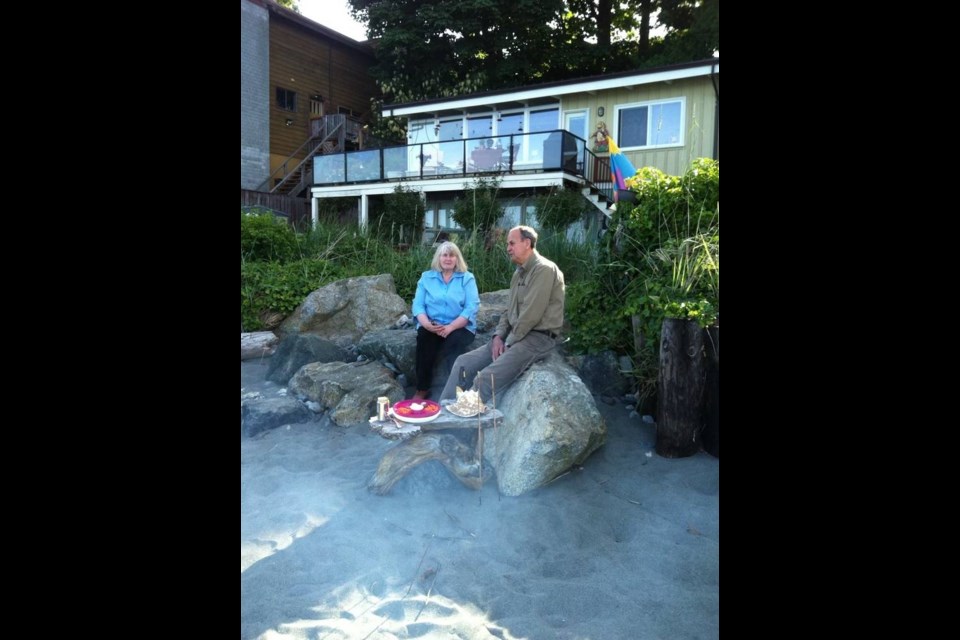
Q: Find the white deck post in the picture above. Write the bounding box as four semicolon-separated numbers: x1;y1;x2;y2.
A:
360;194;369;230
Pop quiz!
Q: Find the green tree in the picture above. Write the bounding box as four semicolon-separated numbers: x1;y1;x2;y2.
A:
275;0;300;13
347;0;717;101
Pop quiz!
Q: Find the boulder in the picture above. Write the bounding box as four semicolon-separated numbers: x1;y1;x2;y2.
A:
241;396;313;437
288;360;405;426
566;350;631;397
267;334;350;385
489;352;607;496
279;274;409;347
358;329;487;395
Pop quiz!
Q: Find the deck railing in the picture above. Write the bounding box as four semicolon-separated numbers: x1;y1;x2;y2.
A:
313;130;605;189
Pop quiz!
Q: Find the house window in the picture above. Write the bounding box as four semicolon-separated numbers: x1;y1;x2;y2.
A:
615;98;684;149
529;108;559;132
498;112;524;135
564;110;588;141
276;87;297;112
467;116;492;140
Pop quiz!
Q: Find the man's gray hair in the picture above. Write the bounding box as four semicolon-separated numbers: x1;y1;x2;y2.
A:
513;225;538;249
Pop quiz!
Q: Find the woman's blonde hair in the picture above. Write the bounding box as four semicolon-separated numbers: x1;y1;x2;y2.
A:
431;241;468;272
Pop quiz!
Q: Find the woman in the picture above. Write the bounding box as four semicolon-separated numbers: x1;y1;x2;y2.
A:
411;241;480;400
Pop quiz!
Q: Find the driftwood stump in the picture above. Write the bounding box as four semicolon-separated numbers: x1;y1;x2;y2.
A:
367;404;503;494
368;432;485;494
656;318;706;458
368;418;421;440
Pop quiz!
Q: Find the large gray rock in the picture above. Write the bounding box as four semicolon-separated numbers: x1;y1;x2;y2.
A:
358;329;483;395
489;352;607;496
241;396;313;437
357;329;418;382
279;274;409;347
267;334;349;385
476;290;510;333
288;360;405;426
566;350;631;397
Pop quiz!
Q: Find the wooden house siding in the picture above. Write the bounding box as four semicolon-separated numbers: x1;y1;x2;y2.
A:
562;75;717;176
268;15;378;173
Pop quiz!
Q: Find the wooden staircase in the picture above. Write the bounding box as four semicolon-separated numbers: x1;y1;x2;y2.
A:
257;115;361;198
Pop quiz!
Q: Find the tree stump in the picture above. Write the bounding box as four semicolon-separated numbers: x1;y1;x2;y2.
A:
367;404;503;494
656;318;706;458
701;325;719;458
368;432;485;495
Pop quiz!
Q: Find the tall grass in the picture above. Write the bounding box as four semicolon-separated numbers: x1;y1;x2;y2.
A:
279;217;600;304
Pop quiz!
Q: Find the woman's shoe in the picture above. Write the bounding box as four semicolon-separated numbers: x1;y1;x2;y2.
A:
412;389;430;400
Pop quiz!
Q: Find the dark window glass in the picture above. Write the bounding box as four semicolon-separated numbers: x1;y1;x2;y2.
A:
276;87;297;112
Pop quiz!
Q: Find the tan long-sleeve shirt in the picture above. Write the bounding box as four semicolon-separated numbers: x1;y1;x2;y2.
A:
496;251;565;347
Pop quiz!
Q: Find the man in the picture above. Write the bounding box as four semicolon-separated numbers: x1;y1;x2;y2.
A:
440;225;565;404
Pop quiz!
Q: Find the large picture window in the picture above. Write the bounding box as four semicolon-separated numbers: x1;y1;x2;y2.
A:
616;99;684;149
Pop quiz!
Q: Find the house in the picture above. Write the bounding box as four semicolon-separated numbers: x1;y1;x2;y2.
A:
240;0;380;201
307;58;719;240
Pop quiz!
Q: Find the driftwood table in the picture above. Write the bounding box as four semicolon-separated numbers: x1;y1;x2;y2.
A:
368;400;503;495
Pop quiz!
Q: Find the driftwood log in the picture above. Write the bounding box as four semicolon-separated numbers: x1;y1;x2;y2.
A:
368;432;485;494
369;418;422;441
656;318;706;458
368;403;503;494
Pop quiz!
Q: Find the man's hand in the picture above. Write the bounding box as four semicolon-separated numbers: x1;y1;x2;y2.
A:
491;335;506;360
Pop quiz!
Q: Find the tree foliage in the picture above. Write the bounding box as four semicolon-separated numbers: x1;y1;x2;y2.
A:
275;0;300;13
348;0;718;102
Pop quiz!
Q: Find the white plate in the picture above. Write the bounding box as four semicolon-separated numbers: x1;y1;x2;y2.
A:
445;404;487;418
388;407;441;424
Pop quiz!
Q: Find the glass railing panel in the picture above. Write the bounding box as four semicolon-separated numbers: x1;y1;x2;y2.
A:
314;154;345;184
383;146;408;179
346;149;381;182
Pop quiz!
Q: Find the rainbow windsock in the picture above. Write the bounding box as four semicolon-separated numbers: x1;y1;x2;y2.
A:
607;135;637;192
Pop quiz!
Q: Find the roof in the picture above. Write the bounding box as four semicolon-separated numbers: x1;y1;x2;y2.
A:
383;58;719;117
253;0;374;53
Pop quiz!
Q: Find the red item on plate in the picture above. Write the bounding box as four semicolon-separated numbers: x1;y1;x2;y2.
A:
391;399;441;419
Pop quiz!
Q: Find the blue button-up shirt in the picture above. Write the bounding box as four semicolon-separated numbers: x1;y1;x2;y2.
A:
412;270;480;334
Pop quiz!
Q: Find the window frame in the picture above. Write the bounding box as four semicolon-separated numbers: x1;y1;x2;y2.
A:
276;87;297;112
613;97;685;151
564;109;589;142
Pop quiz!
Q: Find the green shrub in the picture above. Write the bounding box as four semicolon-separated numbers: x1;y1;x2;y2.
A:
451;177;505;240
241;209;300;263
566;278;632;355
531;187;590;232
241;259;344;331
369;184;425;245
570;158;719;396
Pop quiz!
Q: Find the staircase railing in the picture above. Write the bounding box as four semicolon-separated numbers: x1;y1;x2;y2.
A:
582;148;614;204
254;117;348;195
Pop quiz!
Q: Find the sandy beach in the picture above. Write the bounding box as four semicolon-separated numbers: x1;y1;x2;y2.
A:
241;358;719;639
